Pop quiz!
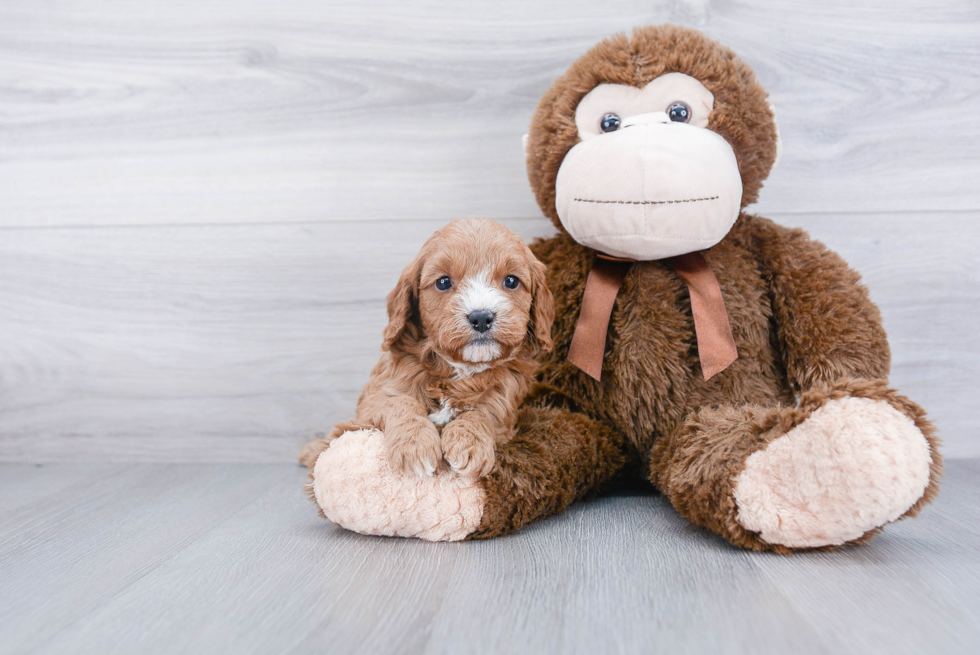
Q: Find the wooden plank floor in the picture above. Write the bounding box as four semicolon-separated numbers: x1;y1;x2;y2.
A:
2;460;978;655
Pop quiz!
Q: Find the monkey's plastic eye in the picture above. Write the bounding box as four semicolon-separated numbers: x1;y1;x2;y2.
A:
599;113;621;133
667;102;691;123
435;276;452;291
503;275;520;290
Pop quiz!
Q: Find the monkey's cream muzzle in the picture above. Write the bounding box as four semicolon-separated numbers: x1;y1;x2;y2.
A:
554;111;742;261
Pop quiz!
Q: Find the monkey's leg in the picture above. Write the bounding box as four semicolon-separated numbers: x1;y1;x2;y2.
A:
650;377;941;553
309;406;629;541
469;405;629;538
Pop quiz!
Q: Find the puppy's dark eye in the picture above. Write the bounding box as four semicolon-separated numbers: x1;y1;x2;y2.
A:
503;275;520;290
667;101;691;123
435;276;452;291
599;113;621;133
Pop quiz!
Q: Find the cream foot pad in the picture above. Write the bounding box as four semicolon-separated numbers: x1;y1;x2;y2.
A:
311;429;485;542
734;397;932;548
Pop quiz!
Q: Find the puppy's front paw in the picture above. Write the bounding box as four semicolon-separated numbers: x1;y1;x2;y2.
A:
441;421;495;478
385;417;443;478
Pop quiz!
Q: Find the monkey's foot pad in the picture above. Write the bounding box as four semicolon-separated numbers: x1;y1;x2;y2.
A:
311;429;485;541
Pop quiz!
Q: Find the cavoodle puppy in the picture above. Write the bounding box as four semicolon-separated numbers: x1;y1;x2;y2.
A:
298;217;554;477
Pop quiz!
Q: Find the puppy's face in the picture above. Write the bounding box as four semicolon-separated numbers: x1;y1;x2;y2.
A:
418;235;533;365
383;218;554;365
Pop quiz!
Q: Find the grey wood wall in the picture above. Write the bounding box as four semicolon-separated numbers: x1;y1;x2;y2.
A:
1;0;978;461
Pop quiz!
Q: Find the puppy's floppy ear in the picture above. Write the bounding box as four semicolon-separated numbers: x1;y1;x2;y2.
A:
381;252;423;351
527;256;555;353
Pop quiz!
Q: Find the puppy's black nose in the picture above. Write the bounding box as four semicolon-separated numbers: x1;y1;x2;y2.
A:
468;310;495;333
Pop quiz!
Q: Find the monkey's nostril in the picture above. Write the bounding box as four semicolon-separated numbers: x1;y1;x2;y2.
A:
468;310;495;333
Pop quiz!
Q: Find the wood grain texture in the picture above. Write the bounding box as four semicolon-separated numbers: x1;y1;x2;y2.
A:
0;463;284;654
0;1;977;461
1;212;976;461
0;1;978;227
748;458;980;654
1;460;977;654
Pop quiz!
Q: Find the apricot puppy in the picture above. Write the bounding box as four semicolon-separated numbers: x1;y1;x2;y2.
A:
299;218;554;477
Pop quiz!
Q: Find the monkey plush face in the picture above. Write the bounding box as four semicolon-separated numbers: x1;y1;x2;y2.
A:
556;72;743;259
525;26;781;260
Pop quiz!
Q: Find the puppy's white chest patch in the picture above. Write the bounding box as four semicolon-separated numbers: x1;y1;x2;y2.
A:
428;399;457;426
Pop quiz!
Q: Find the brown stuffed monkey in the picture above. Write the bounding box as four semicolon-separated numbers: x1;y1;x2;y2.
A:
307;25;941;553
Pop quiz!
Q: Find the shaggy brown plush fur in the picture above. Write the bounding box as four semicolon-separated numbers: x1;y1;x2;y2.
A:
463;25;942;550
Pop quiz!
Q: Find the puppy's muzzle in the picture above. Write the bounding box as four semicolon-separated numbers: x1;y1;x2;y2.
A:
467;310;495;333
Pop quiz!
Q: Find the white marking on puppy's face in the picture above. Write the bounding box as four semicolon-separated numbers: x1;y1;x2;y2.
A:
455;268;508;363
456;268;509;317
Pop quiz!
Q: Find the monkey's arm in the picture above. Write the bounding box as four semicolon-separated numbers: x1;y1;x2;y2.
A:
468;388;631;538
305;382;631;541
751;217;890;393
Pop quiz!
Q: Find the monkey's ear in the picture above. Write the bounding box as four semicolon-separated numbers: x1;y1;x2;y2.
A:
527;257;554;353
767;101;783;171
522;133;529;158
381;254;423;351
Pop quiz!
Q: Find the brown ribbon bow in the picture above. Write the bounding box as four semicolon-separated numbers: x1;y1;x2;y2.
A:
567;251;738;382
